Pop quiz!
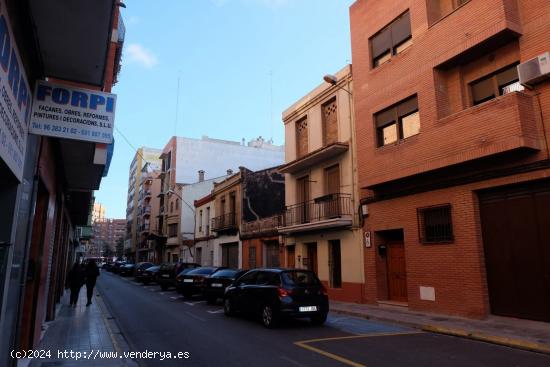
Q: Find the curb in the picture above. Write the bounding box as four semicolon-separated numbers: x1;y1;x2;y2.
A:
422;325;550;355
331;308;550;355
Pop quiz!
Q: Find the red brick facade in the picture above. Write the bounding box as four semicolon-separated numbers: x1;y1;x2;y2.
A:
351;0;550;319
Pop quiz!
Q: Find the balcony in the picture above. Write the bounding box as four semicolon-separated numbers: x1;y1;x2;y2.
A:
211;213;237;232
241;215;282;238
429;0;521;69
279;193;353;234
141;205;151;217
140;223;150;233
279;142;349;174
366;92;542;187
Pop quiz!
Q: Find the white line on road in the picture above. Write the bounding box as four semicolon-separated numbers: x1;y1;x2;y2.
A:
207;309;224;314
170;296;184;300
184;311;206;322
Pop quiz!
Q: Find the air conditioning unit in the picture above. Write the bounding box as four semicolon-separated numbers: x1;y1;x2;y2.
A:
518;52;550;87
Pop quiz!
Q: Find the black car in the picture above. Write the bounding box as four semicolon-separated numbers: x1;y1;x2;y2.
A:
176;267;225;298
102;263;114;271
119;263;135;276
134;262;155;279
111;261;127;274
203;268;246;304
157;263;200;290
140;265;160;284
224;269;329;328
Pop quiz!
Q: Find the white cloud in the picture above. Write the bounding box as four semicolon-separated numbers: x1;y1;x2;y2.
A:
126;16;140;25
125;43;158;68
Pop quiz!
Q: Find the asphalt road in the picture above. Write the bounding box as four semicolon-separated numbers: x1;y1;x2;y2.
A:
97;271;550;367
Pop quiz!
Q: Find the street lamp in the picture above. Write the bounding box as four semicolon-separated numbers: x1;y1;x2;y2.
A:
323;74;352;96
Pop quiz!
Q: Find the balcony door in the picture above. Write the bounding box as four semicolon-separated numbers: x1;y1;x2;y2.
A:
297;176;310;224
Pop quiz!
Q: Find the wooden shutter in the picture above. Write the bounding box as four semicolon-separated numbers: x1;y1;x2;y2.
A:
326;165;340;195
391;11;411;47
322;98;338;145
371;27;391;59
295;117;308;158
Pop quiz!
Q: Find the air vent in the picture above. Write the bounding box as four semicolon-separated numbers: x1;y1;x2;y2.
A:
518;52;550;87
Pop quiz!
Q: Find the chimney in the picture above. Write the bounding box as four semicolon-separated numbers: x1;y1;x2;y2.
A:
198;170;205;182
227;169;233;176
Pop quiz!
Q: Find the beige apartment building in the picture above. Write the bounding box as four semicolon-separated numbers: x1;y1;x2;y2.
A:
193;194;216;266
279;65;364;302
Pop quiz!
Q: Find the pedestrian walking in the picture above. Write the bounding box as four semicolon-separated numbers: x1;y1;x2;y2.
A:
66;261;85;307
85;259;100;306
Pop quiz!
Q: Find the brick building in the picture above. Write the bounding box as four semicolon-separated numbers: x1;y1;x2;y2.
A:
91;218;126;258
350;0;550;321
0;0;124;363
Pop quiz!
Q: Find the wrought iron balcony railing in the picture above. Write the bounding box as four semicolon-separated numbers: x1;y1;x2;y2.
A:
283;193;352;227
241;215;282;236
211;212;237;232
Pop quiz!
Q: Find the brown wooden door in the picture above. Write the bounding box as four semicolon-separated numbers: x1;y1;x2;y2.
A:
387;242;408;302
480;182;550;322
297;176;310;223
306;243;318;275
287;245;295;268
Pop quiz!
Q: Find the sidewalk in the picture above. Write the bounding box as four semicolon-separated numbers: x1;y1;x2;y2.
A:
330;301;550;354
19;288;137;367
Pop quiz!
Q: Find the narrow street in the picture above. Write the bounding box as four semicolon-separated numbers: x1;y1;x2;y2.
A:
97;271;550;367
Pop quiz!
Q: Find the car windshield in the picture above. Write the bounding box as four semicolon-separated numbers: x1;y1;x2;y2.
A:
212;269;237;278
187;267;216;275
282;271;321;286
146;266;159;271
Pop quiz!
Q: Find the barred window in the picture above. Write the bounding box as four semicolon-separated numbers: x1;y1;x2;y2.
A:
249;246;257;269
417;204;454;243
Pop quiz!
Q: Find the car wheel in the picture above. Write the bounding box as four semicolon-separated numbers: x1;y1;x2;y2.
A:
310;313;327;326
160;283;168;291
183;291;192;299
224;298;235;316
206;296;216;304
261;304;277;328
143;280;149;285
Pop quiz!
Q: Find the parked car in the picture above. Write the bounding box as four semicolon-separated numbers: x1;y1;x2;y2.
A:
224;269;329;328
203;268;246;304
176;267;225;298
111;261;127;274
134;262;155;279
102;263;114;271
157;263;200;290
119;263;135;276
139;265;160;285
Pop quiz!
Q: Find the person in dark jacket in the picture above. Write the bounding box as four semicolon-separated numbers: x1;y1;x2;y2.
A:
67;261;86;307
85;259;100;306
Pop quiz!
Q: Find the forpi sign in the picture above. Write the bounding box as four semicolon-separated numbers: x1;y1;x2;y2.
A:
30;81;116;144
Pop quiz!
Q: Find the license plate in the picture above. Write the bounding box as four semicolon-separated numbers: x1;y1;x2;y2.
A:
161;274;169;278
299;306;318;312
183;279;193;283
211;283;223;288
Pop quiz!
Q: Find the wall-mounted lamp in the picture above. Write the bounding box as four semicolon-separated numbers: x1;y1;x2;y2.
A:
323;74;352;96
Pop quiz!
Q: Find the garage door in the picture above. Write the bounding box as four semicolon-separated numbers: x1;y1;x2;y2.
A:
479;180;550;322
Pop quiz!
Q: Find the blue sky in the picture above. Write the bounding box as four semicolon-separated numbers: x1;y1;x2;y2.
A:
97;0;355;218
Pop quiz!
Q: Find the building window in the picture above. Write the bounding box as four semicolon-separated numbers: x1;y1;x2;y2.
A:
470;64;523;106
295;116;308;158
176;199;179;210
249;246;257;269
370;11;412;68
206;207;210;234
375;95;419;147
329;240;342;288
170;201;174;213
168;223;178;238
417;204;454;243
196;247;202;265
322;98;338;146
199;210;203;232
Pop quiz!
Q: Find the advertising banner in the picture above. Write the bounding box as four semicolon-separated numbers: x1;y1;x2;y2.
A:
0;4;31;182
30;80;116;144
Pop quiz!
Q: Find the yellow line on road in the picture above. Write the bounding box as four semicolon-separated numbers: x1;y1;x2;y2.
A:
294;331;423;367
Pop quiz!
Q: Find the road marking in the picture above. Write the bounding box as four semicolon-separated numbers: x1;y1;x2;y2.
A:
294;331;423;367
207;309;224;314
170;296;184;300
159;292;165;295
184;301;207;306
279;355;307;367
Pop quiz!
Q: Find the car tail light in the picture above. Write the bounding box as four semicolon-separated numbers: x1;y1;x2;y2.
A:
278;288;291;298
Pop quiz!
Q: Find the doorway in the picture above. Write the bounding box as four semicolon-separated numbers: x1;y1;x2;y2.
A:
378;229;407;303
306;242;318;274
286;245;295;268
221;242;238;268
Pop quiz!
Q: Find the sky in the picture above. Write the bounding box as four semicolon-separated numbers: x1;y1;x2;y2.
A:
96;0;356;218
